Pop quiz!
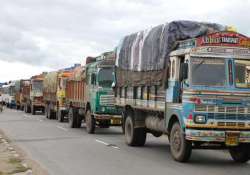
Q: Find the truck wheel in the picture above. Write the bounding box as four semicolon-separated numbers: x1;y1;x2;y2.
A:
27;106;31;113
229;144;250;163
48;109;53;119
170;122;192;162
121;111;126;134
76;114;82;128
45;106;48;118
31;106;36;115
24;105;27;113
42;107;45;115
57;110;64;122
68;108;77;128
125;113;146;146
86;110;95;134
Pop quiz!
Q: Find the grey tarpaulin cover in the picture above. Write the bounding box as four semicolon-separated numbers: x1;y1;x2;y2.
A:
115;20;225;86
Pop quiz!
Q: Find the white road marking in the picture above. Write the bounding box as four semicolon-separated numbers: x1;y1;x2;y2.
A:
111;145;120;149
95;139;120;150
95;139;109;146
56;125;68;131
23;114;31;118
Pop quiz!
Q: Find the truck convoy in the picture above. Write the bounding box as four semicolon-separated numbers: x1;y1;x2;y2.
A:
2;20;250;163
43;70;73;121
114;21;250;162
23;73;45;115
66;52;122;133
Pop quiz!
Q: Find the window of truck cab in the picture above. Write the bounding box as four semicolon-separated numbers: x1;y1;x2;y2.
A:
235;59;250;88
32;81;43;92
190;57;227;87
97;67;113;88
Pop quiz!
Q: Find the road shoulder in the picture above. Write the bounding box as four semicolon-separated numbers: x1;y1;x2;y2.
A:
0;128;48;175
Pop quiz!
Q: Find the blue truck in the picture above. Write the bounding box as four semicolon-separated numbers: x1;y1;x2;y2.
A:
114;21;250;162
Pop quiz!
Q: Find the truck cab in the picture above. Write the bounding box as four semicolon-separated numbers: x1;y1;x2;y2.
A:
166;31;250;162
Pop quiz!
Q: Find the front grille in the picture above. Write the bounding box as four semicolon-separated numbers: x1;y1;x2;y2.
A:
195;105;250;124
195;105;250;114
99;95;115;106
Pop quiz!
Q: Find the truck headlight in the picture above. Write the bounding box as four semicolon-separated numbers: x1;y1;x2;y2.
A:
194;115;207;124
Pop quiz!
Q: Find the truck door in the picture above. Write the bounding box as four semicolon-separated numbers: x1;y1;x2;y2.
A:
166;56;182;103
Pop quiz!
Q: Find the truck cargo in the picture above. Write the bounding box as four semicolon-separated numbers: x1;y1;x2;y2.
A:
23;73;45;115
66;52;122;133
114;20;250;162
43;69;74;121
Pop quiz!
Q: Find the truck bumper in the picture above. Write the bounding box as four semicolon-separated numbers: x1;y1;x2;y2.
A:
186;129;250;143
94;114;122;126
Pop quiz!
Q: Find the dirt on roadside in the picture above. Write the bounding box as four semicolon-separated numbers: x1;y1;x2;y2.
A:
0;129;48;175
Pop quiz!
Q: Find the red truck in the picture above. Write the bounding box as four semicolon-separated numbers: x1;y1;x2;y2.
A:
23;73;46;115
65;66;84;128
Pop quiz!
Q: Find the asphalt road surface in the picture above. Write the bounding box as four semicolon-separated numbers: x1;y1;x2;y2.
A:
0;108;249;175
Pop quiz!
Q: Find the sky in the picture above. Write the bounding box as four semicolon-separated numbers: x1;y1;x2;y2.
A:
0;0;250;82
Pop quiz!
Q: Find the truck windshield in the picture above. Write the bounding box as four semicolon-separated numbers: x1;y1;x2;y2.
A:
235;59;250;88
32;81;43;92
191;57;226;86
98;68;113;87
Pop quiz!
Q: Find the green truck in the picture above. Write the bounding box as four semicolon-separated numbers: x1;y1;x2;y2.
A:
66;52;121;133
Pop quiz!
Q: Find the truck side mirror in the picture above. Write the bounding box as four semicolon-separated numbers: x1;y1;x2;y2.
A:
180;63;188;80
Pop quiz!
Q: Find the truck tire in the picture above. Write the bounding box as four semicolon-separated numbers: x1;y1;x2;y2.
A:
170;122;192;162
27;105;31;113
57;110;64;122
42;107;45;115
48;109;54;119
229;144;250;163
125;113;146;146
24;105;27;113
76;114;82;128
45;106;48;118
86;110;95;134
31;105;36;115
121;111;126;134
68;108;77;128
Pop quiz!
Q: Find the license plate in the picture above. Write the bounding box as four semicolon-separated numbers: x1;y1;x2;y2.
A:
225;132;239;146
111;118;121;125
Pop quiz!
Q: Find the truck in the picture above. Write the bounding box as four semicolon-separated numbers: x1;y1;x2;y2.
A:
66;52;122;133
24;73;45;115
1;82;16;108
43;70;73;121
114;21;250;162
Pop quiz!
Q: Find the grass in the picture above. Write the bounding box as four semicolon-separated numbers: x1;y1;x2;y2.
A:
7;158;30;174
8;158;21;164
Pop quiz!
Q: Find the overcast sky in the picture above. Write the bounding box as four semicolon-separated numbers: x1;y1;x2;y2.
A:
0;0;250;82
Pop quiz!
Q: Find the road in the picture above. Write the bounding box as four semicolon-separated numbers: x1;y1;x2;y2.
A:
0;108;249;175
